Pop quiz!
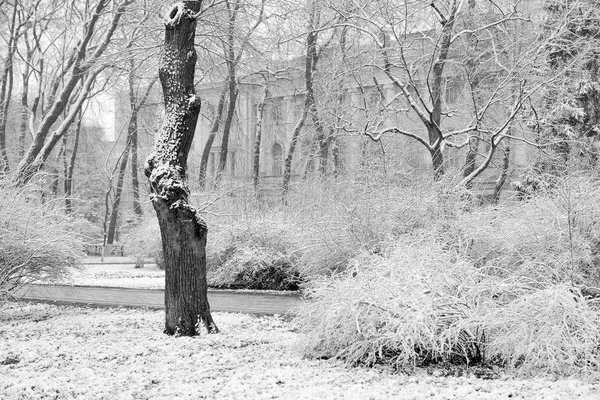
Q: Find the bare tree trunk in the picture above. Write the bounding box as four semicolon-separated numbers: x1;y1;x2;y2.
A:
0;0;18;173
492;144;511;204
253;84;268;192
283;110;308;199
462;135;480;188
215;1;239;184
128;69;156;218
65;110;82;214
145;0;217;336
461;0;482;188
13;0;126;186
49;166;59;197
107;142;131;245
198;82;227;188
216;83;238;182
216;80;238;185
131;122;142;217
18;69;29;160
430;144;445;181
282;2;319;199
128;59;142;219
107;70;156;242
331;137;341;178
15;68;103;184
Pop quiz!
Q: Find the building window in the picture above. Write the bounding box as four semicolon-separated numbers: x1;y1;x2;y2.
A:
271;142;283;176
271;98;284;124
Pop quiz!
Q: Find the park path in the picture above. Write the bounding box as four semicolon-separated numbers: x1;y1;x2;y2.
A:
16;284;303;315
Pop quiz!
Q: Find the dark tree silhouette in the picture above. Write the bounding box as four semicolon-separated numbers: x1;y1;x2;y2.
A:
145;0;217;336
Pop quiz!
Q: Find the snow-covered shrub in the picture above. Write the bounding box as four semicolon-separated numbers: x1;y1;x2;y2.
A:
452;175;600;288
122;218;163;269
207;217;302;290
296;236;491;368
486;284;600;375
209;246;300;290
124;214;303;290
0;180;84;303
289;176;469;279
296;234;600;376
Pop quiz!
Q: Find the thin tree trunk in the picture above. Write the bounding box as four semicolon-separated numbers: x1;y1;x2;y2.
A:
146;0;217;336
13;0;126;186
18;68;29;160
492;144;511;204
283;109;308;199
283;2;319;199
131;121;142;217
462;135;480;188
216;1;239;183
16;68;102;183
0;1;18;173
48;166;59;197
461;1;482;188
253;84;268;192
430;141;445;181
65;110;82;214
128;69;157;218
331;137;341;178
198;82;227;188
107;142;131;244
216;82;238;182
107;69;156;240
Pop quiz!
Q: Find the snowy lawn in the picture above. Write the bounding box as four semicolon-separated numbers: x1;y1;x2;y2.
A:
65;261;165;289
1;303;599;400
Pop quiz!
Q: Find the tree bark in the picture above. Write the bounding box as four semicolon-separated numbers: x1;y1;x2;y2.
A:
145;0;217;336
0;0;18;173
65;110;82;214
198;81;227;188
107;143;131;244
131;123;143;217
427;2;461;180
18;67;29;160
492;144;511;204
127;68;157;218
462;134;480;188
282;3;319;198
253;84;268;191
107;69;156;242
216;83;238;181
215;1;239;183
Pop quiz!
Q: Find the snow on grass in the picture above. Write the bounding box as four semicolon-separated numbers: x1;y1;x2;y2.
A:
65;262;165;289
1;303;599;400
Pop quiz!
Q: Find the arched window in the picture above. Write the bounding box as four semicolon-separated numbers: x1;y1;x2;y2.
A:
271;142;283;176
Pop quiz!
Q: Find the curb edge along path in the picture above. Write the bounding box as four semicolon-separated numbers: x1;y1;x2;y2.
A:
17;284;303;315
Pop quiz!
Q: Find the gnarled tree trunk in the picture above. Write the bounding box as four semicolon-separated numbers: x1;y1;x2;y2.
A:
145;0;217;336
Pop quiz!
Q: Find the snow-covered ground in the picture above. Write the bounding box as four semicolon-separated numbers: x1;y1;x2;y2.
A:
1;303;599;400
65;261;165;289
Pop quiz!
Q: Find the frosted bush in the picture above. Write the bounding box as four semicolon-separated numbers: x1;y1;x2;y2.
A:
296;237;490;368
0;180;84;304
296;235;600;376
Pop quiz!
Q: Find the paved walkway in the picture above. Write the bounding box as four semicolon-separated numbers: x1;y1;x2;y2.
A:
16;284;303;315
